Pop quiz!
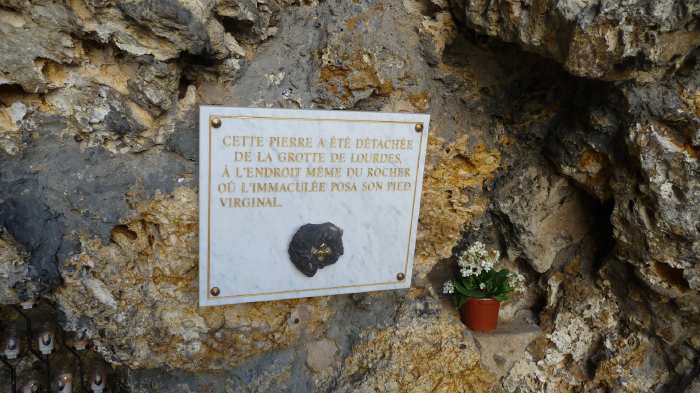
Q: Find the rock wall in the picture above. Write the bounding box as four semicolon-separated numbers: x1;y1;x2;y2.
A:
0;0;698;392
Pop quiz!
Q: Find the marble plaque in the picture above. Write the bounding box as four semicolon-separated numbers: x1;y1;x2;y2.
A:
199;106;430;306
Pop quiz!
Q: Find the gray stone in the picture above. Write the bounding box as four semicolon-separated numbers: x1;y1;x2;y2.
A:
472;322;541;379
450;0;700;80
117;0;213;55
128;58;181;116
493;162;594;273
0;5;81;93
306;339;338;373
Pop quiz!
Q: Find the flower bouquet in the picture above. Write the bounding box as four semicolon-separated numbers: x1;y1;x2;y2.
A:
442;241;524;332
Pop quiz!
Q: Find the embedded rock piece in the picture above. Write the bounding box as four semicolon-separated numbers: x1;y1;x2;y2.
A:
493;163;593;273
288;222;344;277
450;0;700;80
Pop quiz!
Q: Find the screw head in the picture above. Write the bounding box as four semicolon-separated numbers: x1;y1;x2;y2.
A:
415;123;424;132
211;117;222;128
397;272;406;281
210;287;220;296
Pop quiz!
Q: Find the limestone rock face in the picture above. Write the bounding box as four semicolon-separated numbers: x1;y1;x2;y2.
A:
450;0;700;80
54;188;332;370
329;307;495;393
1;0;699;391
545;52;700;309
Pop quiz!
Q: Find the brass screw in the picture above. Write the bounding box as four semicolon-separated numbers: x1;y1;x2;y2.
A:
211;117;222;128
210;287;220;296
397;272;406;281
415;123;424;132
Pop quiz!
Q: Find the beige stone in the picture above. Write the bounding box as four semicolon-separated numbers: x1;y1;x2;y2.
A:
306;338;338;373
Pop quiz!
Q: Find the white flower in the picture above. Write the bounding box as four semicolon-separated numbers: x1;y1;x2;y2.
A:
460;267;469;277
479;282;486;290
480;258;494;272
457;241;499;275
460;265;483;277
509;271;527;293
442;280;455;295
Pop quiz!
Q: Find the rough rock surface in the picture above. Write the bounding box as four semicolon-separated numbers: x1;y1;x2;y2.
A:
1;0;699;391
0;226;31;304
451;0;700;80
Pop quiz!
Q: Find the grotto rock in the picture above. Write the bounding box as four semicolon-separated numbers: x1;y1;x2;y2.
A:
544;52;700;302
127;58;181;116
450;0;700;80
117;0;214;55
0;4;82;93
492;162;594;273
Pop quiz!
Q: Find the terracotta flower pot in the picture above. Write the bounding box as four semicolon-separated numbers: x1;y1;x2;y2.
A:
460;298;500;332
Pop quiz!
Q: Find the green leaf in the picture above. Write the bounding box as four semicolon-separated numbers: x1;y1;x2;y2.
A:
453;280;471;296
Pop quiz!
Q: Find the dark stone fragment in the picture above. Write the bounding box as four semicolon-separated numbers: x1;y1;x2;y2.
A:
288;222;344;277
166;105;197;161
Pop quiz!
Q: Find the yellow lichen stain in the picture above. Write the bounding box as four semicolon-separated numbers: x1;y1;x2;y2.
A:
346;15;361;31
319;49;393;104
0;105;23;155
498;133;513;146
416;135;501;262
68;0;95;24
41;60;69;88
81;47;136;95
54;188;331;370
126;100;154;128
572;149;612;199
408;91;430;112
578;149;606;174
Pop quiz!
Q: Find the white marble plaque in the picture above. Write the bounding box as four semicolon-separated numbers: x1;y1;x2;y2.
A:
199;107;430;306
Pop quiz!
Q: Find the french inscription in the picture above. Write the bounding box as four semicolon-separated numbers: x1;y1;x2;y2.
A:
215;135;416;209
